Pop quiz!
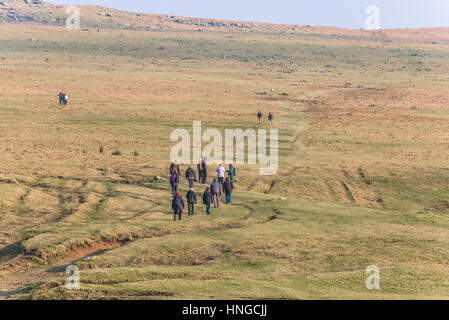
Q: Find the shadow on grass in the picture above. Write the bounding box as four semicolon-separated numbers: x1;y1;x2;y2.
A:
0;242;25;265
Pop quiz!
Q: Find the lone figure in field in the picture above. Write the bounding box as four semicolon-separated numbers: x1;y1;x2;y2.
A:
59;92;68;106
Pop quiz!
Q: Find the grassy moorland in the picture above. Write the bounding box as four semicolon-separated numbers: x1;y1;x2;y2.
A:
0;22;449;299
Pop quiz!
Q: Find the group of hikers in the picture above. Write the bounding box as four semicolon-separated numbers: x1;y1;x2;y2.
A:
169;160;238;221
56;93;268;222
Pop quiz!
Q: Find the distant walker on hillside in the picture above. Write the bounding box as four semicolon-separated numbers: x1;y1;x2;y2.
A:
257;111;263;124
59;92;68;106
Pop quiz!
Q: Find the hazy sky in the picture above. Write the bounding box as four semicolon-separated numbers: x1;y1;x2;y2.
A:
48;0;449;29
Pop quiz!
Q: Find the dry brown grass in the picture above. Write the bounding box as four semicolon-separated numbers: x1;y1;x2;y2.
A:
0;21;449;299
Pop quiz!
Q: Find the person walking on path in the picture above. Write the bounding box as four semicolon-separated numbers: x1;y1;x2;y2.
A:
58;92;64;106
203;187;213;215
186;188;198;216
198;158;208;184
172;192;185;221
216;164;225;192
197;159;204;184
201;158;208;184
170;173;180;198
170;161;181;176
223;177;234;205
257;111;263;124
268;112;273;125
59;92;69;106
185;165;196;189
210;179;221;208
227;164;237;184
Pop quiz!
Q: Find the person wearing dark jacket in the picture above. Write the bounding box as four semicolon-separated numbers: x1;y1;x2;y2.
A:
257;111;263;124
202;159;208;184
223;177;234;205
172;192;185;221
186;188;198;216
203;187;213;215
185;165;196;189
170;161;181;176
227;164;237;183
210;179;221;208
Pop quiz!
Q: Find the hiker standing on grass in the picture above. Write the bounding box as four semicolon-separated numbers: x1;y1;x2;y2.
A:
172;192;185;221
197;159;204;184
170;161;181;176
170;173;180;198
268;112;273;125
198;158;208;184
227;164;237;184
217;164;225;192
257;111;263;124
223;177;234;205
185;165;196;189
202;158;208;184
203;187;213;215
186;188;198;216
58;92;68;106
211;179;221;208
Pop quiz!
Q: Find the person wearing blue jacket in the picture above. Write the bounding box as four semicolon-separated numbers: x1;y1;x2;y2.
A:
197;158;208;184
257;111;263;124
172;192;185;221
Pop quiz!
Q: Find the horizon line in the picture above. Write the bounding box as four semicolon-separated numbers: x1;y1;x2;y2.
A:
45;1;449;31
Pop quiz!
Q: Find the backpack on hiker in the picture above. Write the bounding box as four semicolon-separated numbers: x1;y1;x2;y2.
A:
174;196;181;207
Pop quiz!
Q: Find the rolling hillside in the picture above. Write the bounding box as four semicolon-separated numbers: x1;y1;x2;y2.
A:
0;1;449;300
